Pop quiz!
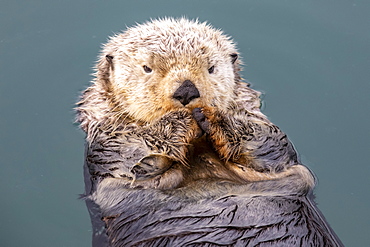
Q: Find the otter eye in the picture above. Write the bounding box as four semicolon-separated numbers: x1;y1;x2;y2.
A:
208;65;215;74
143;65;152;73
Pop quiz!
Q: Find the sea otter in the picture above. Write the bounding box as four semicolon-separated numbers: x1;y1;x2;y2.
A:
77;18;343;246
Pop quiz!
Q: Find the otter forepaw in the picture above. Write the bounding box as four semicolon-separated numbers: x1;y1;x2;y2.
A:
130;154;173;180
192;108;210;134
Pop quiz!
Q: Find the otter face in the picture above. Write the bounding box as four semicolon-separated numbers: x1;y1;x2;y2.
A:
97;18;241;123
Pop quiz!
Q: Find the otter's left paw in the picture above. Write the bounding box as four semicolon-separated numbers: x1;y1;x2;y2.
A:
130;154;173;180
192;108;210;134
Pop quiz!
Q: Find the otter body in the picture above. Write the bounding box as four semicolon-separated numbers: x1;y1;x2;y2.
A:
77;18;342;246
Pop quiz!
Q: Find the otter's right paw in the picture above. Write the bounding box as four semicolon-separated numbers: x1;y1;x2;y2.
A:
130;154;173;180
192;108;210;134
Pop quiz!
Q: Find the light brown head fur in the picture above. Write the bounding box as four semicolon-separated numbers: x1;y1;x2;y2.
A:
77;18;243;139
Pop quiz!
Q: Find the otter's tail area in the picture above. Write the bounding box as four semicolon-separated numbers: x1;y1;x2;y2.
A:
93;187;343;247
86;170;343;247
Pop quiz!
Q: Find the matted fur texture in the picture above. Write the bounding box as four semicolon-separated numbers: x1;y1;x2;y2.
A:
77;18;343;246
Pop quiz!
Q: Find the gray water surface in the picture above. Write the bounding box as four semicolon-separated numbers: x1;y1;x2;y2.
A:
1;1;369;246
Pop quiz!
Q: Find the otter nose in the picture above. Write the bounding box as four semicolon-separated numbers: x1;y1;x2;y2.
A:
173;80;200;106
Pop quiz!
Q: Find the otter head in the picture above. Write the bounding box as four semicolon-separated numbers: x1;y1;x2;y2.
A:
96;18;242;123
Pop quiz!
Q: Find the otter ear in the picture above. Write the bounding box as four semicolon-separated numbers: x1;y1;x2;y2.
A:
230;53;238;64
96;54;114;91
230;53;242;83
105;54;114;71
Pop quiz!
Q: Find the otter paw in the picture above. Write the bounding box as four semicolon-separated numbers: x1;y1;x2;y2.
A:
192;108;210;134
130;154;173;180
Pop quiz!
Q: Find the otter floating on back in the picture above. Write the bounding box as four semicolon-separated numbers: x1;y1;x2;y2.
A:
77;18;343;247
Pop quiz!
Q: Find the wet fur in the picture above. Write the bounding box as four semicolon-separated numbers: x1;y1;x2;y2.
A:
77;18;342;246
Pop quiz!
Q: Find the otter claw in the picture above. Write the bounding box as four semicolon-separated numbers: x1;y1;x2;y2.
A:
192;108;210;134
130;154;173;180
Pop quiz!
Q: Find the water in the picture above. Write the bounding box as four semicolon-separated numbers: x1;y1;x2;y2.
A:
1;1;369;246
